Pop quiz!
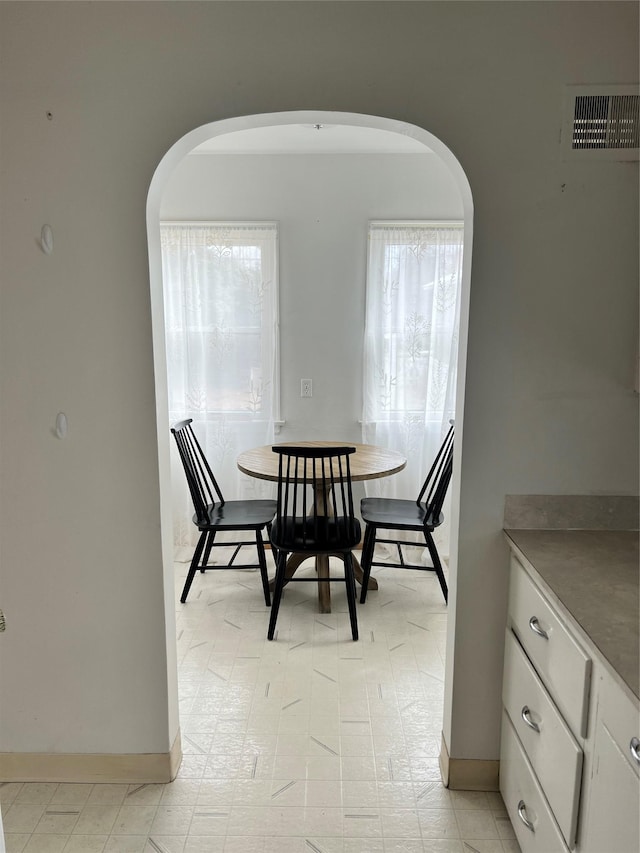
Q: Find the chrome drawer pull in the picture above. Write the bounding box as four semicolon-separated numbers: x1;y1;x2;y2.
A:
631;737;640;763
528;616;549;639
517;799;535;832
521;705;540;733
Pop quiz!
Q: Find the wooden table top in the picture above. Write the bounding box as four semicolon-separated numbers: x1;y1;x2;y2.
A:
237;441;406;483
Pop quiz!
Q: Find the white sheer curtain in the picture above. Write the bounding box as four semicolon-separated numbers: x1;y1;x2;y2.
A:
161;222;279;558
362;222;463;555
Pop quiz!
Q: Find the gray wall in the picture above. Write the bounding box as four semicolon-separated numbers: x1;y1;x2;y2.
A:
0;1;637;763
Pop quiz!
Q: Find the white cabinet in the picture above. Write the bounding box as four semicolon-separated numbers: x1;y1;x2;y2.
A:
501;710;573;853
501;555;588;852
508;560;591;738
501;551;640;853
581;671;640;853
502;629;583;845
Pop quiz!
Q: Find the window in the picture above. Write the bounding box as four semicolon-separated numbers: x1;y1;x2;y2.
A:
161;222;279;423
160;222;279;549
362;222;463;534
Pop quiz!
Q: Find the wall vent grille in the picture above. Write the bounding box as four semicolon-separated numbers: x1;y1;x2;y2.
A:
572;94;639;150
562;85;639;160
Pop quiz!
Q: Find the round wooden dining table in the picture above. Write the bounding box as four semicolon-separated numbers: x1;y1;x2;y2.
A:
237;441;406;613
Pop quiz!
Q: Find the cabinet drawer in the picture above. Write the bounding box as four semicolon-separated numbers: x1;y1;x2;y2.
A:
509;556;591;737
502;629;583;847
500;711;570;853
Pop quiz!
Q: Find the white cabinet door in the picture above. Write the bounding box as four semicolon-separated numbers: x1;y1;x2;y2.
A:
581;698;640;853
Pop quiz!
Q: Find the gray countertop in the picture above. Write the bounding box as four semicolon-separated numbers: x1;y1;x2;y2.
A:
504;529;639;702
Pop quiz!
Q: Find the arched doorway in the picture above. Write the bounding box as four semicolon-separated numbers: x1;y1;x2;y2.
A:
147;110;474;772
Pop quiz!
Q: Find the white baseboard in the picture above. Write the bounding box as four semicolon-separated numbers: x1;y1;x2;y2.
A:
439;732;499;791
0;730;182;784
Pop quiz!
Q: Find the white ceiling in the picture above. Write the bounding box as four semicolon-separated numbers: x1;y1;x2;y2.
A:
191;123;432;155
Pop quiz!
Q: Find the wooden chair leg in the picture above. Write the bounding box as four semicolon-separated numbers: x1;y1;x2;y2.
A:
359;524;376;603
424;532;448;604
344;552;359;641
255;530;271;607
181;532;207;603
268;549;288;640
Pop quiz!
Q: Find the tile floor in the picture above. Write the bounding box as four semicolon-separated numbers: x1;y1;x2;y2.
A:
1;550;520;853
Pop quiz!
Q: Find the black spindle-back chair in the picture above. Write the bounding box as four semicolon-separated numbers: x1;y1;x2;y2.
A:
359;424;454;604
267;446;361;641
171;419;277;605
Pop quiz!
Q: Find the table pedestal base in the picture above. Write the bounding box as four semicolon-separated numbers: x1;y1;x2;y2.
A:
269;552;378;613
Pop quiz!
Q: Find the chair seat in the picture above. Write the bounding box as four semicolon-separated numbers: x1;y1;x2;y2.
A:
195;499;277;531
271;516;361;552
360;497;442;530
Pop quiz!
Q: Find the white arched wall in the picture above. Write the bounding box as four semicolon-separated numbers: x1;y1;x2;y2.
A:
146;110;474;778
